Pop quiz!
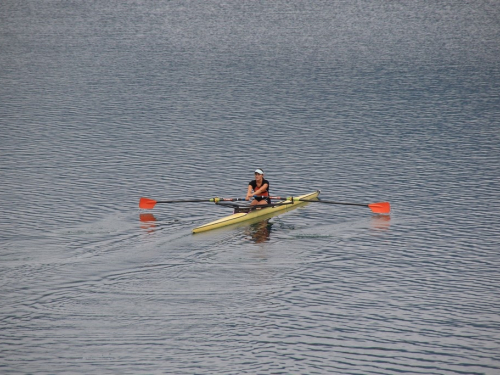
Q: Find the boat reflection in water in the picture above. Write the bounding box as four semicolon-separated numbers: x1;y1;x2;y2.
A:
244;220;273;243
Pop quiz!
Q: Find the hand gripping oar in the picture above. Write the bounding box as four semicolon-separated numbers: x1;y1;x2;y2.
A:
139;197;247;210
257;196;391;214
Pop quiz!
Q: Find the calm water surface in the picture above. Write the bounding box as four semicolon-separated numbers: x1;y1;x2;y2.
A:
1;1;500;374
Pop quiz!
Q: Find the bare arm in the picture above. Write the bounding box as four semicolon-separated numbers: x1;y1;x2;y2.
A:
245;185;254;201
252;183;268;197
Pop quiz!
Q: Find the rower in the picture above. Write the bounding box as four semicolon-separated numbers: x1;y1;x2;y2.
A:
246;168;270;206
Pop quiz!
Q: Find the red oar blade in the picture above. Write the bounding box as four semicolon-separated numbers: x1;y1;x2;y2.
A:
368;202;390;214
139;197;157;209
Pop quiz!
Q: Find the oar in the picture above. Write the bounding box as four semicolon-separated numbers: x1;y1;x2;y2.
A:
139;197;247;209
300;199;390;214
258;196;391;214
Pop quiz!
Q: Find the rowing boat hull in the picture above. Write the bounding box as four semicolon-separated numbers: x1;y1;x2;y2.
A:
192;190;320;233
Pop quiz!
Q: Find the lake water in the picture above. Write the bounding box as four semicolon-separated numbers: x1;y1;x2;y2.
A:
1;1;500;374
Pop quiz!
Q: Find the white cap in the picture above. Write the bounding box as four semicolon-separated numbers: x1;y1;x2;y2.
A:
254;169;264;175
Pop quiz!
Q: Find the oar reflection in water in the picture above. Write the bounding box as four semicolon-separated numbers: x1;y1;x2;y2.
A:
370;214;391;231
139;213;157;233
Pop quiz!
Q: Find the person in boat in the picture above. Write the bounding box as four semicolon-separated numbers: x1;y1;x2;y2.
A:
246;168;271;206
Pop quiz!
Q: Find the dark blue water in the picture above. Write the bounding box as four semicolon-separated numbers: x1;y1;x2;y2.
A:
1;1;500;374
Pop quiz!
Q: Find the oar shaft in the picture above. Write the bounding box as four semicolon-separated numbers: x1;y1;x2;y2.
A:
141;197;247;205
298;199;368;207
156;199;211;203
159;198;248;203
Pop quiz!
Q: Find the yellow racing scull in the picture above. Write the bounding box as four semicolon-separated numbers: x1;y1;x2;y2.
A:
191;190;320;233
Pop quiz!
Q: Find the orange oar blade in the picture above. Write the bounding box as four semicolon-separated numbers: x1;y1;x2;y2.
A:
368;202;390;214
139;197;157;209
